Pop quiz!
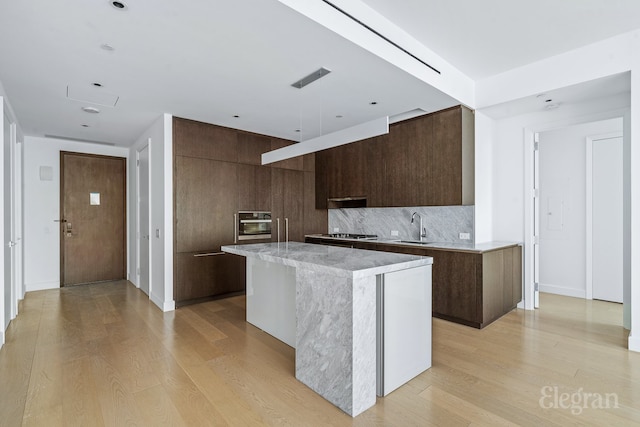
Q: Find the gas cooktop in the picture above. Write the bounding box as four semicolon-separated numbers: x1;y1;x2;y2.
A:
322;233;378;240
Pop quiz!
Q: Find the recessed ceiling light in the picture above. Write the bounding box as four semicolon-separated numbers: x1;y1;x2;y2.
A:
93;82;103;87
295;129;301;132
81;124;90;128
82;106;100;114
233;115;239;118
100;43;115;51
336;115;343;118
370;101;378;105
111;1;127;10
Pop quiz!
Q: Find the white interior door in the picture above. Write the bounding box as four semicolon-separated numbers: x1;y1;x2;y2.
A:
138;143;150;295
592;137;623;303
533;133;540;308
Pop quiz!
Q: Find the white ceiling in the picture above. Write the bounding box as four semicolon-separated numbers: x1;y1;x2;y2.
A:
1;0;639;147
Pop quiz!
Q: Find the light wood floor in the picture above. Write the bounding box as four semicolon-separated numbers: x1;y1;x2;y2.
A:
1;281;639;426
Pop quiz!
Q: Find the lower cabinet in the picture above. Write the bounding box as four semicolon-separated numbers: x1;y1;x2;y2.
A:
305;236;522;328
176;252;245;304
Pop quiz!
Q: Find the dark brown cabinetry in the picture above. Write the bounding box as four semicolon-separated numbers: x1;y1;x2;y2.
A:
315;105;474;209
271;168;304;243
304;236;522;328
174;117;327;305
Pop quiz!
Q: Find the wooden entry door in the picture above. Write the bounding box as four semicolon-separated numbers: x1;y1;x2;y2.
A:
60;152;126;286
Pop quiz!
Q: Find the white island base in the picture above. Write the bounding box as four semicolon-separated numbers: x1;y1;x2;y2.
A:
222;242;432;417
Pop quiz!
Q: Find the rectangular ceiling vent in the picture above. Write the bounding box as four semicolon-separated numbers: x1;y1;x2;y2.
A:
45;134;116;146
291;67;331;89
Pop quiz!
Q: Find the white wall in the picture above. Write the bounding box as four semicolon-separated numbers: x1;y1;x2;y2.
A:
128;114;174;312
538;119;622;298
22;136;129;291
628;34;640;352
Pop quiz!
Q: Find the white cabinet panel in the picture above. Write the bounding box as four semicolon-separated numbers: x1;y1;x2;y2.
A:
377;265;432;396
246;257;296;347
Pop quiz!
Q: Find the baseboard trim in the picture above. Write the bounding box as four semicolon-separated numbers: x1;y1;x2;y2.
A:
150;292;175;312
629;333;640;353
539;284;586;299
25;280;59;292
1;330;4;346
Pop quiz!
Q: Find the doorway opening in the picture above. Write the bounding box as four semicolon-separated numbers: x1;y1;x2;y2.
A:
531;118;626;325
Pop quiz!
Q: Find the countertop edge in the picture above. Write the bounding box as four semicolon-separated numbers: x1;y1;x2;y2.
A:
304;235;522;254
222;243;433;278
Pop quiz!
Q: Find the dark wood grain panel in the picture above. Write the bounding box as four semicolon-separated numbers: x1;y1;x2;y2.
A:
303;171;328;235
175;157;237;253
61;153;126;286
236;164;272;213
283;169;304;242
237;132;270;165
269;138;304;171
176;253;245;302
173;117;238;162
431;106;463;205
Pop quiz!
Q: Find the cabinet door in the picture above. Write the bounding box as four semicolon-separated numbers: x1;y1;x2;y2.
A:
271;168;304;242
175;157;237;253
426;249;480;324
176;252;245;302
365;134;388;207
237;164;271;211
173;117;238;162
237;132;270;165
383;117;432;206
304;171;328;235
431;107;462;205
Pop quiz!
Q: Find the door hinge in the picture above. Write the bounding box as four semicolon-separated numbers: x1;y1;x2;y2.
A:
534;282;540;292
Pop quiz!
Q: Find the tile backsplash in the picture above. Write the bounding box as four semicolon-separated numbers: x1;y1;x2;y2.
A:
328;206;475;243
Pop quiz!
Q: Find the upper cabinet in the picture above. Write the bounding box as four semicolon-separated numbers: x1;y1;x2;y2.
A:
315;105;475;209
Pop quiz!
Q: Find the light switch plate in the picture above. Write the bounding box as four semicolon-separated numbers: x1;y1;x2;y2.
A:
459;232;471;240
333;227;339;232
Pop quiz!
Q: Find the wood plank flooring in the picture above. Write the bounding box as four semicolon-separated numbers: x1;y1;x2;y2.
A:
1;281;639;426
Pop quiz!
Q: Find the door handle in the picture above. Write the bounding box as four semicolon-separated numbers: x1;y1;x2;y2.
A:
233;213;237;244
285;218;289;243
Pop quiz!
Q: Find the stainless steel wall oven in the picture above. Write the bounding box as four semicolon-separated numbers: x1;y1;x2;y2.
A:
237;211;272;241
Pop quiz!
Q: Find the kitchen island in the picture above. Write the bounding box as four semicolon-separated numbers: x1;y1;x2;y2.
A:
221;242;433;417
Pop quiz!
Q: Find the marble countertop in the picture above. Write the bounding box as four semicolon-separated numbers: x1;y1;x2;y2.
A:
221;242;432;279
305;234;521;253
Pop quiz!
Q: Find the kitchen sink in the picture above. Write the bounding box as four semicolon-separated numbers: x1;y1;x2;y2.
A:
396;240;435;245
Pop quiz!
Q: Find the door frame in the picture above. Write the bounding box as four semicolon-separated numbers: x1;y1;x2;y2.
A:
136;141;151;295
59;151;127;286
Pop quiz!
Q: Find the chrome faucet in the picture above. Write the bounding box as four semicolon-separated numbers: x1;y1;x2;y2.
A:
411;212;427;242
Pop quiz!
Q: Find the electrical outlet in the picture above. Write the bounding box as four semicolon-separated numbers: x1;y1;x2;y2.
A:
459;232;471;240
390;230;399;237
